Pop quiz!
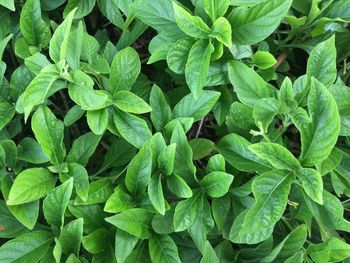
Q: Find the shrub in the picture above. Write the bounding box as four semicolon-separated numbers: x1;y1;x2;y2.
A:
0;0;350;262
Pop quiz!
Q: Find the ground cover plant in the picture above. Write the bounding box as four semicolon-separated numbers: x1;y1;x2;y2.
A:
1;0;350;262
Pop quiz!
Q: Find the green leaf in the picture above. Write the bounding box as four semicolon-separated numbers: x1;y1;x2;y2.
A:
64;0;96;19
66;132;102;166
228;0;293;45
253;98;279;132
114;90;152;114
59;218;83;255
248;142;301;171
22;64;61;120
49;8;77;63
228;60;276;107
113;109;152;149
149;234;181;263
307;35;337;87
110;47;141;94
104;186;135;213
87;108;108;135
0;0;15;11
75;178;113;205
241;170;294;232
31;105;66;165
300;78;340;166
189;138;215;161
203;0;230;21
330;80;350;136
216;133;272;173
115;229;139;263
17;137;49;164
167;174;192;198
167;38;193;74
185;39;214;98
173;190;203;231
172;1;210;38
125;142;152;198
200;241;220;263
68;70;110;111
7;168;56;205
0;231;53;263
150;84;172;131
105;208;153;239
0;100;15;130
43;177;73;228
65;163;90;203
261;224;307;262
210;17;232;47
158;144;176;175
171;123;196;182
307;237;350;263
200;171;233;197
82;228;109;254
252;51;277;69
296;168;323;205
173;90;220;121
148;173;166;215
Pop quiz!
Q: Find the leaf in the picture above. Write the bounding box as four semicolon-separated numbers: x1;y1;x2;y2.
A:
150;84;172;131
105;208;153;239
200;171;233;198
296;168;323;205
189;138;215;160
200;241;220;263
261;224;307;262
172;1;210;38
148;173;166;215
171;123;196;182
173;90;220;121
22;64;61;120
49;8;77;63
0;101;15;130
65;163;90;203
82;228;109;254
43;178;73;228
307;36;337;87
253;98;279;132
173;190;203;231
228;60;276;107
248;142;301;171
252;51;277;69
115;229;139;263
167;38;193;74
113;109;152;149
110;47;141;94
7;168;56;205
329;80;350;136
299;78;340;166
64;0;96;19
167;174;193;198
210;17;232;47
31;105;66;165
87;108;109;135
149;234;181;263
59;218;83;255
216;133;273;173
74;178;113;205
104;186;135;213
68;70;110;111
203;0;230;21
0;231;53;263
307;237;350;263
0;0;15;11
185;39;214;98
125;142;152;198
66;132;102;166
114;90;152;114
228;0;293;45
241;170;294;232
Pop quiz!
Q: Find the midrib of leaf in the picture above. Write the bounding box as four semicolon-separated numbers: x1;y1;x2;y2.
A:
16;237;53;261
18;176;55;200
153;236;177;263
43;112;60;165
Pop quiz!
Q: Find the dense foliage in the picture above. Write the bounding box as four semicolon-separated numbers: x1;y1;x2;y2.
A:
1;0;350;262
